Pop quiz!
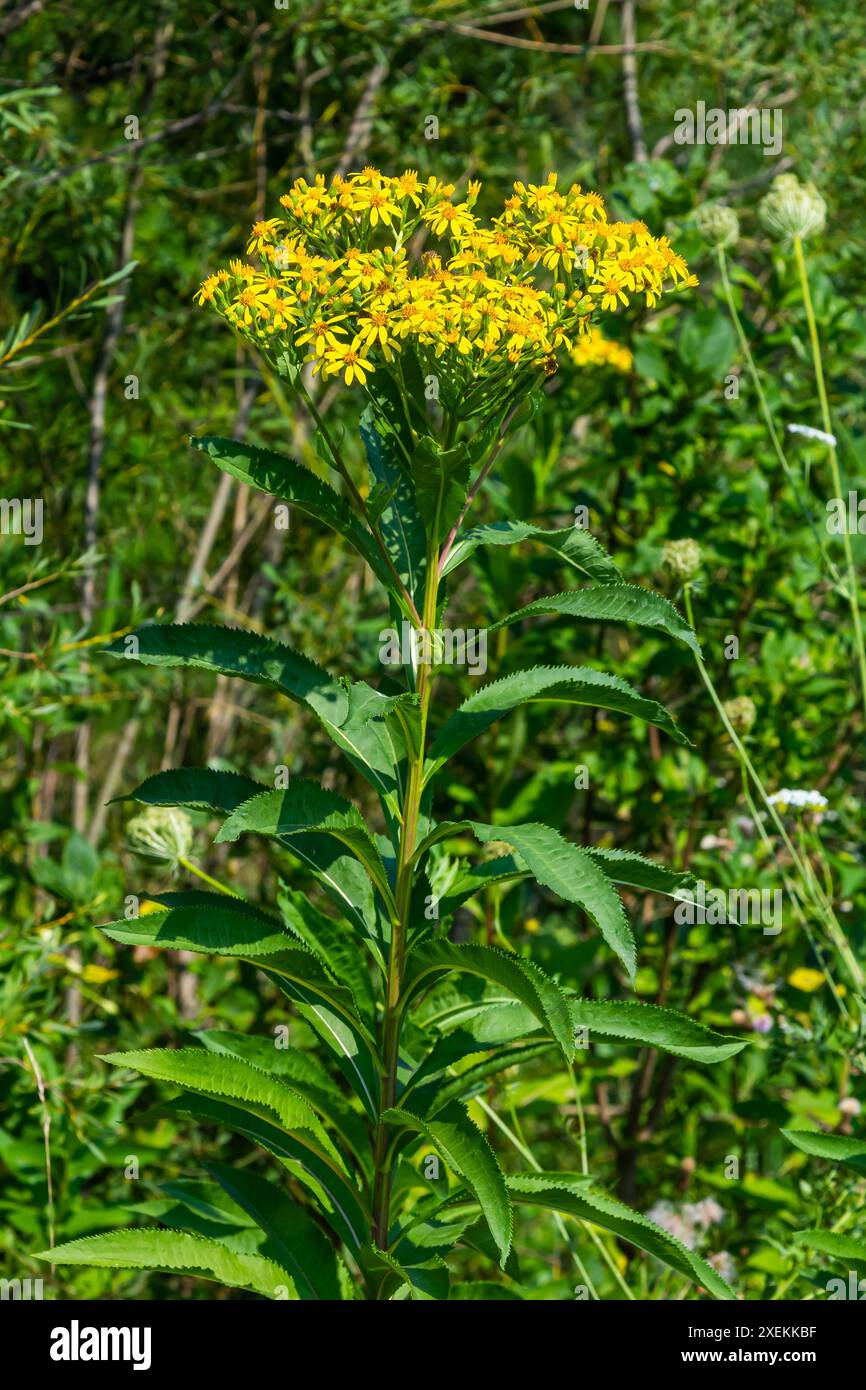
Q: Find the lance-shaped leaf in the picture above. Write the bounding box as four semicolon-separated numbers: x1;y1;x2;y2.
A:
404;940;573;1061
470;821;635;980
103;1048;343;1168
266;976;381;1121
360;1244;450;1301
102;896;291;955
216;782;395;912
409;435;470;544
412;1041;556;1117
114;766;266;813
782;1129;866;1175
490;584;699;654
165;1094;368;1251
100;899;377;1048
32;1229;290;1298
278;882;377;1022
360;408;427;606
569;1000;748;1062
441;520;622;584
105;624;402;798
505;1174;736;1299
585;848;697;898
427;664;687;773
383;1103;512;1267
105;622;348;723
190;434;397;596
204;1161;343;1301
198;1029;372;1176
795;1230;866;1266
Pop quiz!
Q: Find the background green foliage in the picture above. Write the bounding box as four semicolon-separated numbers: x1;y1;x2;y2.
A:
2;0;865;1299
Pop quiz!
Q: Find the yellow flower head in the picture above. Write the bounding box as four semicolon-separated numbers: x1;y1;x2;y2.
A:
196;171;693;395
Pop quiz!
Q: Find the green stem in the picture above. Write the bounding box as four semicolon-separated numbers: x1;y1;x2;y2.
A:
716;247;841;587
178;856;241;897
370;536;440;1257
683;586;863;992
792;233;866;722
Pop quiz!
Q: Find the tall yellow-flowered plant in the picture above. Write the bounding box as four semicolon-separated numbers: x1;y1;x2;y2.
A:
38;172;739;1305
196;169;693;409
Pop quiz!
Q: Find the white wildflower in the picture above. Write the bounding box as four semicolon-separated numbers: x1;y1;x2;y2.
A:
708;1250;737;1283
646;1200;698;1250
684;1197;725;1231
786;422;836;447
768;788;828;814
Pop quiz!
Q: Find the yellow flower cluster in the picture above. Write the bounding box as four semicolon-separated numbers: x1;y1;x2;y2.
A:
196;170;694;389
571;327;633;373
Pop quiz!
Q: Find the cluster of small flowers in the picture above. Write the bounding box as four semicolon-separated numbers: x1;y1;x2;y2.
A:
195;169;695;389
646;1196;725;1251
570;326;633;373
767;788;828;814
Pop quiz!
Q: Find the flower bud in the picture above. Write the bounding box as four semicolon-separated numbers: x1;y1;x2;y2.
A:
661;537;702;581
127;806;194;866
759;174;826;243
694;202;740;250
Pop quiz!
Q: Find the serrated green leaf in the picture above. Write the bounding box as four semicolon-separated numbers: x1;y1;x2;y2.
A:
103;1048;342;1166
204;1161;343;1300
470;821;635;980
428;664;687;772
569;999;748;1062
441;519;621;584
405;940;573;1060
782;1129;866;1174
114;766;265;812
190;434;397;595
490;584;699;653
104;622;347;723
384;1103;512;1266
506;1174;736;1299
795;1230;866;1265
33;1229;289;1298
